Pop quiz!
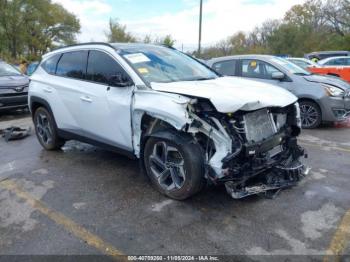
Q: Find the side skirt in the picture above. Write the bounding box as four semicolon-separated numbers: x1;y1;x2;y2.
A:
57;129;136;159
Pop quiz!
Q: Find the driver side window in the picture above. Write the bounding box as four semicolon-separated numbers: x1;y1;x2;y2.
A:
86;50;131;86
242;59;281;80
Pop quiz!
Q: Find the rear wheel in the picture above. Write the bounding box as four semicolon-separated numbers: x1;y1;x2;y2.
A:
299;101;322;129
34;107;64;150
144;132;205;200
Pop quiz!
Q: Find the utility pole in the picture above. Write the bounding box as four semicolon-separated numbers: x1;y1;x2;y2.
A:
198;0;203;57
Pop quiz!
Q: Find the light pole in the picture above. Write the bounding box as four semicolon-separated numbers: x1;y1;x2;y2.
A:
198;0;203;57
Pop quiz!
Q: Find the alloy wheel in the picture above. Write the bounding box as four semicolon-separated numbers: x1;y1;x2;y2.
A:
300;104;319;128
149;141;186;191
36;113;53;145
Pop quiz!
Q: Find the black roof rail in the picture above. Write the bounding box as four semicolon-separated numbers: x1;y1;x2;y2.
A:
52;42;116;52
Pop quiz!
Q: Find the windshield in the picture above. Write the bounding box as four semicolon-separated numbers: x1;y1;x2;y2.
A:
117;45;218;84
0;63;22;76
271;57;311;76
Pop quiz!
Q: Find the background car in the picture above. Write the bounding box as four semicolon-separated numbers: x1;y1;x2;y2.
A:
287;57;321;70
26;61;40;76
318;56;350;66
305;51;350;61
0;61;29;111
207;55;350;129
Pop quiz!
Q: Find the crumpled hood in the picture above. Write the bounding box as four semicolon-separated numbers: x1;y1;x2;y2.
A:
303;74;350;90
151;76;297;113
0;75;29;88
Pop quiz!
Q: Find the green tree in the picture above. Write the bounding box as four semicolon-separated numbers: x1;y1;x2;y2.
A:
0;0;80;60
106;19;137;43
161;35;176;47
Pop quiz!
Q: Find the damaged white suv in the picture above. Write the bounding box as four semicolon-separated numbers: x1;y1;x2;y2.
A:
29;43;307;200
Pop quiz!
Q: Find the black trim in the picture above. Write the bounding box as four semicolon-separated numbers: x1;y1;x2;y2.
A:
57;129;136;159
29;96;54;117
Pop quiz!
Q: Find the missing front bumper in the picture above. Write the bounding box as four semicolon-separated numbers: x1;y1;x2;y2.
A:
224;164;310;199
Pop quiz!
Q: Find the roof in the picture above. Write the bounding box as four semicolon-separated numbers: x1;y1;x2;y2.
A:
44;42;170;58
207;54;275;65
306;51;350;56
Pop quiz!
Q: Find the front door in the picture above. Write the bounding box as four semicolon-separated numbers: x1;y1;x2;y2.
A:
240;59;295;94
77;50;134;151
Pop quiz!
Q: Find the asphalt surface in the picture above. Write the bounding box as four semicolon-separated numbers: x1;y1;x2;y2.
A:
0;111;349;260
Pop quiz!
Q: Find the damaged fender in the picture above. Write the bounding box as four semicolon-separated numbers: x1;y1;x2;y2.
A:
132;89;234;180
132;90;193;157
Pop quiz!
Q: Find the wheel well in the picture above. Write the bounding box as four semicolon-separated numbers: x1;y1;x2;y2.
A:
140;114;176;136
31;102;45;115
298;98;322;115
30;97;53;119
138;114;183;179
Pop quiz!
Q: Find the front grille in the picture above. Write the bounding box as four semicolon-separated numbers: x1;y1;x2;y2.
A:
0;84;29;94
243;109;277;143
0;92;28;97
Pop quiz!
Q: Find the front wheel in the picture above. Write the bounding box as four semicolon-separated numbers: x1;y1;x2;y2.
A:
143;132;205;200
299;101;322;129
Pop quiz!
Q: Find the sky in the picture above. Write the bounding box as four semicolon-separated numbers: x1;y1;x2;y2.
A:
53;0;306;51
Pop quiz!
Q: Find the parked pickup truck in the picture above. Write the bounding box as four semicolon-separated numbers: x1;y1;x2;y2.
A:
308;66;350;83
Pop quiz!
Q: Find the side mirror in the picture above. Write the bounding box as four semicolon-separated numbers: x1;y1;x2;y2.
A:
109;73;133;87
271;71;285;80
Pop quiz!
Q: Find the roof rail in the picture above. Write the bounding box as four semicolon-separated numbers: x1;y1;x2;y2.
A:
52;42;116;52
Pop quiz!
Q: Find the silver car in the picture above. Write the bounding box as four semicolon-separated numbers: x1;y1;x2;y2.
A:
207;55;350;128
287;57;321;70
318;56;350;66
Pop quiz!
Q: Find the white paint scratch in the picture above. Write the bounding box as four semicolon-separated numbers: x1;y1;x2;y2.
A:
151;199;174;212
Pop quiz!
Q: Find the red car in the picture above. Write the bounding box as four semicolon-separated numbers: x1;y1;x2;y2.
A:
308;66;350;83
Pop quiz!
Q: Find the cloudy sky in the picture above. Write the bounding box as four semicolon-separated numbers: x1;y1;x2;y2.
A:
53;0;306;51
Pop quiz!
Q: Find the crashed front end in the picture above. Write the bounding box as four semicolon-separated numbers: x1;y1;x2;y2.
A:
188;100;308;199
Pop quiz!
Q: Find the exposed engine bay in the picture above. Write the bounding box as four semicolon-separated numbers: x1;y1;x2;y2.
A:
188;99;308;199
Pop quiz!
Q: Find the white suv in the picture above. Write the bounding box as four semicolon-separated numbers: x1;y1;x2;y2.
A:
29;43;307;200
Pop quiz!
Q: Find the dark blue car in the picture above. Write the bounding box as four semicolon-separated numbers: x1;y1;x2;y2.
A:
0;61;29;111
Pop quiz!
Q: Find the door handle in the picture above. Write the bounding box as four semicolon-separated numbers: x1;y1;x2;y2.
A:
43;87;53;93
80;96;92;103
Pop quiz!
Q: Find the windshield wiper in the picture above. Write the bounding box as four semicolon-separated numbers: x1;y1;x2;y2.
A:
189;77;216;81
294;73;310;76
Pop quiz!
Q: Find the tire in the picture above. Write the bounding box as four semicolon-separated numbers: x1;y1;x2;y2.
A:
299;100;322;129
143;132;205;200
33;107;64;150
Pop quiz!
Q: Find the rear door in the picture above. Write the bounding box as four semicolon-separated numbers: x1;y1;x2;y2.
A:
211;60;238;76
53;50;89;131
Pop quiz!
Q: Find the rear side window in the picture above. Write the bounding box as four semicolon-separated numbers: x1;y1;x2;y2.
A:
56;51;88;80
86;50;129;85
212;60;236;76
41;54;61;74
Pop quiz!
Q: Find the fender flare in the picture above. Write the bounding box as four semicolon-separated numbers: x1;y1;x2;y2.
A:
29;96;54;117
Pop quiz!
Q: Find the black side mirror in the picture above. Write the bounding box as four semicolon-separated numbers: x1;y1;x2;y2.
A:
109;73;133;87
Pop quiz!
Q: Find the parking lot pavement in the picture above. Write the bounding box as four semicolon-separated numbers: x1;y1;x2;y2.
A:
0;113;350;258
